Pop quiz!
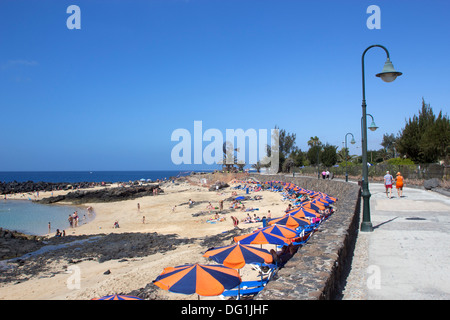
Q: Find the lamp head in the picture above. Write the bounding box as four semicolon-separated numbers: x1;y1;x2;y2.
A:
368;120;379;131
350;137;356;144
376;58;402;83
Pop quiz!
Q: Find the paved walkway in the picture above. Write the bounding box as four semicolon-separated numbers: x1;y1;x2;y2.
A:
342;182;450;300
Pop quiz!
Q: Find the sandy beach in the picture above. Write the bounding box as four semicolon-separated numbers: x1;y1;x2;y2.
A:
0;175;289;300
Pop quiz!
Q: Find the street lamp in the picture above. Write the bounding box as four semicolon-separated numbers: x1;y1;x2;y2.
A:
360;45;402;232
367;114;379;132
344;133;356;182
361;114;379;133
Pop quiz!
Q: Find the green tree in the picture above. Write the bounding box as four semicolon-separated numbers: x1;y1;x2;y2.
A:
337;147;355;163
276;125;297;172
306;136;322;166
320;144;338;167
282;157;295;173
251;161;262;173
397;98;450;163
289;147;306;167
307;136;321;148
306;145;322;165
381;133;397;158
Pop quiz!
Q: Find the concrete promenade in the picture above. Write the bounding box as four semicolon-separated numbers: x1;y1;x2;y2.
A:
342;182;450;300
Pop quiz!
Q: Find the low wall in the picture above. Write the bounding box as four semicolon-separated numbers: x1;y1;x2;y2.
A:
250;174;361;300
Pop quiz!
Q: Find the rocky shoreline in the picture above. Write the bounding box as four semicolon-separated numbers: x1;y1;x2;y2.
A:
0;227;252;299
0;181;104;195
37;184;163;205
0;231;188;284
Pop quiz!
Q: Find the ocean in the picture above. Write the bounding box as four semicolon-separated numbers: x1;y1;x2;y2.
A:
0;170;204;183
0;200;89;236
0;170;210;236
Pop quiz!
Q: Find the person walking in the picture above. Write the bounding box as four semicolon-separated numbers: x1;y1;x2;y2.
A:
384;171;394;199
395;172;404;198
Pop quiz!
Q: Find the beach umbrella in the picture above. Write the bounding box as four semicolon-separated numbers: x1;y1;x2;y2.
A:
285;207;302;215
311;200;328;209
313;198;333;206
313;193;337;203
255;224;299;239
203;243;273;269
152;264;241;297
312;198;331;206
301;202;324;212
234;230;289;246
268;214;310;229
93;294;143;300
289;207;321;219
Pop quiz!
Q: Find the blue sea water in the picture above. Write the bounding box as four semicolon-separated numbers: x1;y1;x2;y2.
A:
0;170;210;236
0;200;89;236
0;170;201;183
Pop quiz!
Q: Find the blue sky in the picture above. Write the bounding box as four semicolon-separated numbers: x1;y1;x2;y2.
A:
1;0;449;171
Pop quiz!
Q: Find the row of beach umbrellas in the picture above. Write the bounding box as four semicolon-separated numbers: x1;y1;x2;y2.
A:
93;180;336;300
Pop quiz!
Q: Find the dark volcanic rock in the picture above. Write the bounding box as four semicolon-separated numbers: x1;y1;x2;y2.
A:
208;182;229;191
424;178;440;190
37;185;163;204
0;232;194;285
200;227;253;249
0;181;101;195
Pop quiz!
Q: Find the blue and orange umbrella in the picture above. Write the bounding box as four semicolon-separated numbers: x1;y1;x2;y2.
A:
268;214;310;229
313;193;337;203
203;243;273;269
152;263;241;297
312;198;331;206
93;294;143;300
234;229;289;246
314;196;334;205
288;207;321;219
301;202;325;212
256;224;299;239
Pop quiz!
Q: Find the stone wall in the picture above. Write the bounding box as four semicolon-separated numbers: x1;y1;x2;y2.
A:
250;174;361;300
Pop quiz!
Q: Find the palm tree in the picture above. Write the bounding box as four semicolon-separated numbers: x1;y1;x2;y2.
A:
251;161;262;173
307;136;321;147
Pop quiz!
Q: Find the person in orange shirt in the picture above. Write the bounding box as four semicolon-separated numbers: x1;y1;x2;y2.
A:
395;172;404;198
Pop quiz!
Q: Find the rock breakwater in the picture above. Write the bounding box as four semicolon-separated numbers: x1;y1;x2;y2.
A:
0;231;193;285
0;181;101;195
37;185;163;204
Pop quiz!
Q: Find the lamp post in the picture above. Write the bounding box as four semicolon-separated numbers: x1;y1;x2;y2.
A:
344;133;356;182
360;113;379;167
364;113;379;132
360;45;402;232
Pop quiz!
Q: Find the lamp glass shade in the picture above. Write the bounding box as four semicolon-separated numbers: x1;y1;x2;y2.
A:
376;59;402;83
368;121;379;131
350;138;356;144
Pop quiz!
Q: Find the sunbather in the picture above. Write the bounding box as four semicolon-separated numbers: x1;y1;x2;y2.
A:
231;216;239;228
270;244;298;266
